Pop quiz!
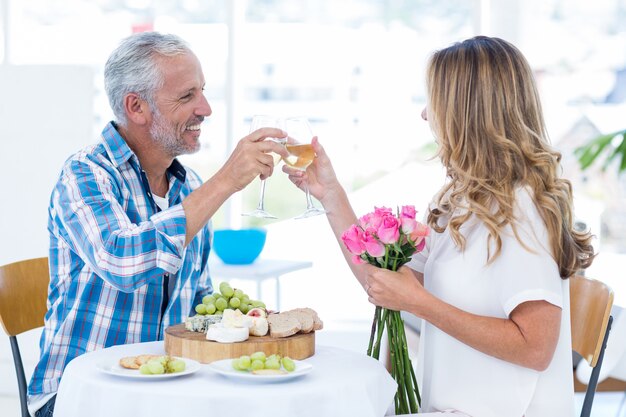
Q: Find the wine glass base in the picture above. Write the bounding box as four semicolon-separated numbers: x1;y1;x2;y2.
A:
294;207;328;219
242;210;278;219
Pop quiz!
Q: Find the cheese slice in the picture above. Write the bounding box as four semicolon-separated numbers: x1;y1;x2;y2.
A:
206;323;249;343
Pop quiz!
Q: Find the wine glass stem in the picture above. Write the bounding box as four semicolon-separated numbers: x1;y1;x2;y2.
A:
257;179;267;211
305;184;315;209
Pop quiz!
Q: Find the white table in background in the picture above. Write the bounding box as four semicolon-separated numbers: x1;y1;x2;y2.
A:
54;341;396;417
209;258;312;311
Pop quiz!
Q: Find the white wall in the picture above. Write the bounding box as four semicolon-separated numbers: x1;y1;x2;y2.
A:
0;65;94;395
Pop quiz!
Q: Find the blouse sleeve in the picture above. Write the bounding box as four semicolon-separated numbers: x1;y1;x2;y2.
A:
492;188;563;316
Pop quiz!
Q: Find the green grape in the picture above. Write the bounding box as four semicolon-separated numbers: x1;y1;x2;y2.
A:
215;297;228;311
250;359;265;371
267;354;281;363
234;289;244;299
211;292;221;300
205;303;216;315
281;357;296;372
250;300;266;309
241;295;250;304
231;358;242;371
238;355;251;370
147;360;165;375
139;364;152;375
202;295;212;305
219;282;235;298
195;304;207;315
238;303;249;314
250;351;266;362
229;297;241;308
265;358;280;370
168;359;186;373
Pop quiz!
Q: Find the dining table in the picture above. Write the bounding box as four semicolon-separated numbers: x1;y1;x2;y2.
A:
54;339;397;417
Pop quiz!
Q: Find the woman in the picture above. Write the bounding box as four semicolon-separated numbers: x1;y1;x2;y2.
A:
284;36;594;416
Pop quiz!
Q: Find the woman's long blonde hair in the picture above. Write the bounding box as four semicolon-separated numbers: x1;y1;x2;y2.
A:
425;36;593;278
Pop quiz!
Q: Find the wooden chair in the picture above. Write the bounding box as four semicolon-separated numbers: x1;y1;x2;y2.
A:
0;257;49;417
570;274;614;417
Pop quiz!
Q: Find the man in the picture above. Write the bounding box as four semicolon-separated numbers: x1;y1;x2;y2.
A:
28;32;287;416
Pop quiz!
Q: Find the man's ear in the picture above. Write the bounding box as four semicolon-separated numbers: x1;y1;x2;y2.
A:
124;93;151;125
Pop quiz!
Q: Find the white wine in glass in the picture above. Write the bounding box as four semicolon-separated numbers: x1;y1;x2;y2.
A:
242;115;285;219
282;118;327;219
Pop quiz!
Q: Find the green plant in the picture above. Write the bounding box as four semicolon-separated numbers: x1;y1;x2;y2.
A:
576;129;626;173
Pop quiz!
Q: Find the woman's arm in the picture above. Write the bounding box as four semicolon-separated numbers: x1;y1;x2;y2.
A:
283;138;372;291
365;266;560;371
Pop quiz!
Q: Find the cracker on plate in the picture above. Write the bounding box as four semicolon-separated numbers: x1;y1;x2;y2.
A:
119;356;140;369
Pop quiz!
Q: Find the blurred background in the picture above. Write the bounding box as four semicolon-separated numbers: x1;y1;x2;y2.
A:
3;0;626;415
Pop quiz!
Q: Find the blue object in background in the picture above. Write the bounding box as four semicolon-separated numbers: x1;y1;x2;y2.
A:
212;228;267;265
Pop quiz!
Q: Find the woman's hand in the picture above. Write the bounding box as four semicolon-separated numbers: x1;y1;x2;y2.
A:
364;265;430;313
282;137;342;205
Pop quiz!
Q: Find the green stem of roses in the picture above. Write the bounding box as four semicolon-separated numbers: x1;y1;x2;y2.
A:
367;306;380;356
365;246;420;415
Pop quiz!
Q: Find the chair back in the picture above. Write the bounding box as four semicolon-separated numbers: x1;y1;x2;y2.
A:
0;257;49;417
0;257;49;336
570;274;614;417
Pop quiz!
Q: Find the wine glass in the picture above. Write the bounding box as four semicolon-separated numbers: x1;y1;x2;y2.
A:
282;117;328;219
242;115;285;219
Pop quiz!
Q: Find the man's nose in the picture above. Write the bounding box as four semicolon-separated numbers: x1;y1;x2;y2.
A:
197;94;212;117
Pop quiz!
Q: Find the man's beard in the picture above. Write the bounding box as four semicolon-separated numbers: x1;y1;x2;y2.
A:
150;108;200;157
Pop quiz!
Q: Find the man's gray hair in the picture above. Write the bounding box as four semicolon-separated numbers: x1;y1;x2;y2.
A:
104;32;191;126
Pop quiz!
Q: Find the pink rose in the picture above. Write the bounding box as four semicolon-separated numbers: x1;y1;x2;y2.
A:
377;215;400;244
341;224;366;256
363;230;385;257
410;222;430;248
360;207;391;230
400;217;417;234
400;205;417;219
374;206;393;216
359;213;373;229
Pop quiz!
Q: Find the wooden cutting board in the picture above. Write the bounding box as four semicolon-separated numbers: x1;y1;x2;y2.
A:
164;323;315;363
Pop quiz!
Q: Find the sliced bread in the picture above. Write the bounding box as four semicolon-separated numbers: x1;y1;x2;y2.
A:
283;309;315;333
267;312;301;338
291;307;324;331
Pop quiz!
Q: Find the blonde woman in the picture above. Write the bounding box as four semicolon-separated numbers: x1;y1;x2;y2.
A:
284;36;594;416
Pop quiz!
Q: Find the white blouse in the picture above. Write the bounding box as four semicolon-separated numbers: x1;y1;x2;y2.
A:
408;187;574;417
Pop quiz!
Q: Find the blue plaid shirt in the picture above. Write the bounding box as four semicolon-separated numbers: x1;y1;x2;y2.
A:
29;122;213;396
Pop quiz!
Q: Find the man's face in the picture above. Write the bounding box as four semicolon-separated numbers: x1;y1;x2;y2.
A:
149;52;212;157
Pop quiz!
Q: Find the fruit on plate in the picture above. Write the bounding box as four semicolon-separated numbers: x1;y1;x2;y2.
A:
231;352;297;373
138;356;186;375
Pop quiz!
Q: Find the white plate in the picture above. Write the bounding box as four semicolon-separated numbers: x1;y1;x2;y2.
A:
208;358;313;382
96;356;202;379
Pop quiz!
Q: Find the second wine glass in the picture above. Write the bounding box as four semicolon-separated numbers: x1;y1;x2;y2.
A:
242;115;285;219
282;117;327;219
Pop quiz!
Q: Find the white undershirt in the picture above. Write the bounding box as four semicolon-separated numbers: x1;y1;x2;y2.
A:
408;187;574;417
152;194;169;211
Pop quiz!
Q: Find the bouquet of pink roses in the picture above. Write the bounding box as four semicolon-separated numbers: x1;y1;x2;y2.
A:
342;206;429;415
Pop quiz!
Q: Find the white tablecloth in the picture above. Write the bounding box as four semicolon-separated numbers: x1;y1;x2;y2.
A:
54;341;396;417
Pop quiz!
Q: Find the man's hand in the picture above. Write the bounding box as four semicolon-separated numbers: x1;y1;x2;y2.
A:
218;127;289;191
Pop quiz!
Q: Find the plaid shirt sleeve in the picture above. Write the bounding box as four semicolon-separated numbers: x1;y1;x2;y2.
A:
52;157;187;292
